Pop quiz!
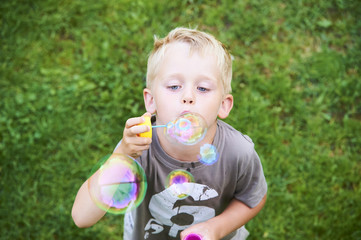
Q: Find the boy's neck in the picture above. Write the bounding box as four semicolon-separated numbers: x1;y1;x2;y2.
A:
156;122;217;162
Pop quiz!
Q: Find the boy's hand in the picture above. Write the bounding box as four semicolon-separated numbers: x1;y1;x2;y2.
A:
114;113;152;158
180;222;218;240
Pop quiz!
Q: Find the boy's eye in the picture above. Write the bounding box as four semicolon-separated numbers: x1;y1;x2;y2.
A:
197;86;209;92
168;85;180;90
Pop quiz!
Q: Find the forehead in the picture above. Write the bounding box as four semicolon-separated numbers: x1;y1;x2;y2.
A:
164;41;212;59
158;42;220;80
161;42;219;70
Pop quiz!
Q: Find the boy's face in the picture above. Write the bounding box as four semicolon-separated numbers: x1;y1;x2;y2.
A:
144;42;233;130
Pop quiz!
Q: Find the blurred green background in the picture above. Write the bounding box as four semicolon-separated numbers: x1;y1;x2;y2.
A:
1;0;360;239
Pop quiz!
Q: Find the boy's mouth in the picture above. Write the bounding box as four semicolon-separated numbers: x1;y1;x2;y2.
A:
180;110;191;115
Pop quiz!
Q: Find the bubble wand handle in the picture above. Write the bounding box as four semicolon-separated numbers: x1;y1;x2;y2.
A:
184;233;203;240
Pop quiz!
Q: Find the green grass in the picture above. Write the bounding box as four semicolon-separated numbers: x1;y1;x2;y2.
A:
1;0;360;239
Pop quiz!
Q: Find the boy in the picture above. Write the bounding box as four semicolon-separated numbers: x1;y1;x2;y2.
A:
72;27;267;240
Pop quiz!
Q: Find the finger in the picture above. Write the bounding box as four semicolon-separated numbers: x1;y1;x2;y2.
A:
180;231;188;240
124;140;151;155
125;125;150;137
180;229;192;240
125;116;146;129
124;135;152;146
142;112;152;118
116;137;151;156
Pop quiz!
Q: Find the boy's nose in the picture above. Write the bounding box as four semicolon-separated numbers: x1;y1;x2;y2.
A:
182;87;195;104
182;97;194;104
183;98;194;104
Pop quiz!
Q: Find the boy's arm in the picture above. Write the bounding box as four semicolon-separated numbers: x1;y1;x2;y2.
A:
71;176;107;228
71;113;152;228
180;194;267;240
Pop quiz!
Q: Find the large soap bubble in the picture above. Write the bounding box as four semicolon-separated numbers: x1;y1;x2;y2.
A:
164;112;207;145
88;154;147;214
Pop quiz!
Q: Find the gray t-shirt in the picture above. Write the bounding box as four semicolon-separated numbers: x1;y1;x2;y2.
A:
117;119;267;240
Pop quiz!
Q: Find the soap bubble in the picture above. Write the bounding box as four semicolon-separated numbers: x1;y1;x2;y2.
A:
165;113;207;145
88;154;110;178
88;154;147;214
198;144;219;165
165;169;195;199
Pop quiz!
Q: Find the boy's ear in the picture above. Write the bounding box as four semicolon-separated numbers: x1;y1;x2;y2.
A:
143;88;156;114
218;94;233;119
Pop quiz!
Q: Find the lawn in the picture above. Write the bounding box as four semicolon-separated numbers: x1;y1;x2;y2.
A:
1;0;360;239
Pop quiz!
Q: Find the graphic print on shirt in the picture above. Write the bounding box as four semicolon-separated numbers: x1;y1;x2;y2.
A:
144;183;219;239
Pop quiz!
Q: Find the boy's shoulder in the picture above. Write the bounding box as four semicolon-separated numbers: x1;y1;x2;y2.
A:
217;119;254;144
217;119;256;156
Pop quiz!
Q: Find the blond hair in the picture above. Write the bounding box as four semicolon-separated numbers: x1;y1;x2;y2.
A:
146;27;232;95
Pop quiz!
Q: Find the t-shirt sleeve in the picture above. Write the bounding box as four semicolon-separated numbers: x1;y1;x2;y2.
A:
234;148;267;208
113;139;122;152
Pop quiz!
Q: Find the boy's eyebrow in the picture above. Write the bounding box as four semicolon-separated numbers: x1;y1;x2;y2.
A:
198;74;218;81
162;73;218;82
160;73;183;81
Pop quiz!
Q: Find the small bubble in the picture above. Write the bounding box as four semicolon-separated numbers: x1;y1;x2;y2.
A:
165;169;195;199
198;144;219;165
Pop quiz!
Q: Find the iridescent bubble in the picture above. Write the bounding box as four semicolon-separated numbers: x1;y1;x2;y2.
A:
165;113;207;145
165;169;195;199
198;144;219;165
88;154;110;178
88;154;147;214
176;118;192;131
